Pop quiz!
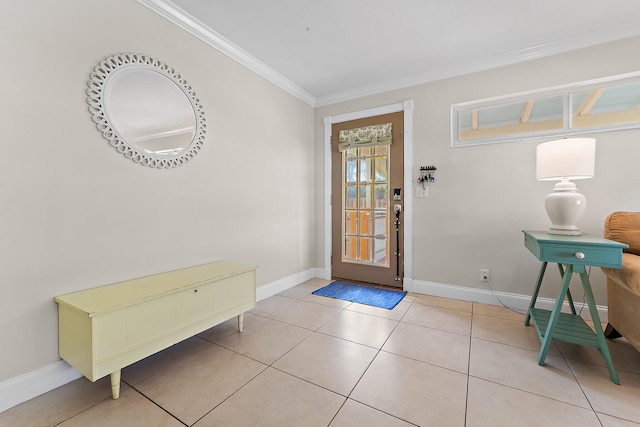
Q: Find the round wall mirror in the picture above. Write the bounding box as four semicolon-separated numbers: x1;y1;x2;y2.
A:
87;53;206;168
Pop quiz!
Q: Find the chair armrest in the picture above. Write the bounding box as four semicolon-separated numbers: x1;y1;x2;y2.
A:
602;253;640;295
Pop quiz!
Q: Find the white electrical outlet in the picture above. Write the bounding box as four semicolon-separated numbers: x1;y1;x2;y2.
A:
416;187;428;198
480;269;490;282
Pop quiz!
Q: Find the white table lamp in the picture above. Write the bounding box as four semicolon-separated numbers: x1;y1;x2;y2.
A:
536;138;595;235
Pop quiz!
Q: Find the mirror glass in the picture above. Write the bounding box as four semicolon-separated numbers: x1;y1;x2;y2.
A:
104;68;196;155
87;53;206;168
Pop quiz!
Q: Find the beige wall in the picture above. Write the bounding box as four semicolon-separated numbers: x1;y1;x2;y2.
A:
315;36;640;306
3;0;640;389
0;0;314;382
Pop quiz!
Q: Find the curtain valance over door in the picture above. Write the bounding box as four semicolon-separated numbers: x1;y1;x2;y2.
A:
338;123;392;152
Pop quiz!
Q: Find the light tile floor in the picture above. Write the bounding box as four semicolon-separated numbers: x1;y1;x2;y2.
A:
3;278;640;426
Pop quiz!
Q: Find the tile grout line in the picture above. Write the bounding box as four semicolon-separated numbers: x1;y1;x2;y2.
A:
52;394;118;426
161;291;637;424
463;303;476;426
263;288;412;427
123;382;190;427
187;363;269;426
273;287;420;425
335;294;420;427
123;338;271;426
9;281;639;426
468;301;607;419
190;291;601;424
49;285;631;426
560;346;604;425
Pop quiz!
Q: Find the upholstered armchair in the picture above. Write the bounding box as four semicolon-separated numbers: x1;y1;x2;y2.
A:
601;212;640;352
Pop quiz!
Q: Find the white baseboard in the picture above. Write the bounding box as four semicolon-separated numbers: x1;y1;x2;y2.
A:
0;360;82;413
0;267;319;413
316;267;332;281
255;268;319;301
412;279;608;322
402;278;414;293
1;271;608;414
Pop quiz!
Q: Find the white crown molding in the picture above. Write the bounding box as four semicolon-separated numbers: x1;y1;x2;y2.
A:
136;0;316;107
138;2;640;107
314;21;640;107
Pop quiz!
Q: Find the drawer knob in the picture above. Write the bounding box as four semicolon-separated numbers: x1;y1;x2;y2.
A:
575;252;585;259
194;289;198;293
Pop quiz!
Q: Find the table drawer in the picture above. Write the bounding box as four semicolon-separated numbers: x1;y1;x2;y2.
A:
540;244;621;268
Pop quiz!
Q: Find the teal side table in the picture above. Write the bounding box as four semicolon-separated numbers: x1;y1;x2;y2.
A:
522;230;628;384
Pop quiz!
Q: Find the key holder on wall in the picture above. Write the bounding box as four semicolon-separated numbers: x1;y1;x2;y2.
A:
418;166;437;187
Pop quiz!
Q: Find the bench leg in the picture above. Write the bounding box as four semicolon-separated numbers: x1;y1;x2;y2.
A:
110;370;121;399
238;313;244;333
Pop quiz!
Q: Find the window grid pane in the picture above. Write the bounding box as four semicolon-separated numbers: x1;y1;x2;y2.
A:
374;237;387;264
453;73;640;147
342;146;390;267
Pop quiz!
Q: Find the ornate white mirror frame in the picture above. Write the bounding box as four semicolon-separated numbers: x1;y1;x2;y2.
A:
87;53;206;168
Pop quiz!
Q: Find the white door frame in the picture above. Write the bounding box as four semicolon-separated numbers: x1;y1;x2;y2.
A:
323;100;414;291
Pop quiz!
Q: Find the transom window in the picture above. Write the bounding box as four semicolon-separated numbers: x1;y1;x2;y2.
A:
452;72;640;147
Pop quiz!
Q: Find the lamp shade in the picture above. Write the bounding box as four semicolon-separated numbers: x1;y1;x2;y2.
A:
536;138;595;181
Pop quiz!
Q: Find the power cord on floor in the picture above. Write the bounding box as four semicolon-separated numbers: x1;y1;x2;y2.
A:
482;265;591;318
482;277;527;316
577;265;591;317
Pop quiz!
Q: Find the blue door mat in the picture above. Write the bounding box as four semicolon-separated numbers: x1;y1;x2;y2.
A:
312;281;406;310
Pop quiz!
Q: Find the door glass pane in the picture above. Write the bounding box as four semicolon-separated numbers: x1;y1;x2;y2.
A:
375;146;388;156
346;160;357;183
345;211;357;235
341;145;390;267
374;185;387;208
358;185;371;209
344;236;357;260
374;157;388;182
345;186;356;209
374;238;387;264
359;237;372;262
359;158;373;183
359;211;372;236
374;211;387;237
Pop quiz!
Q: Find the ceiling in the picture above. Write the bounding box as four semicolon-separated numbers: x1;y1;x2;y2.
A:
139;0;640;106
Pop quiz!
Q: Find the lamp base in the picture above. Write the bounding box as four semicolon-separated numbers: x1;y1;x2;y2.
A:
544;179;586;236
547;227;583;236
